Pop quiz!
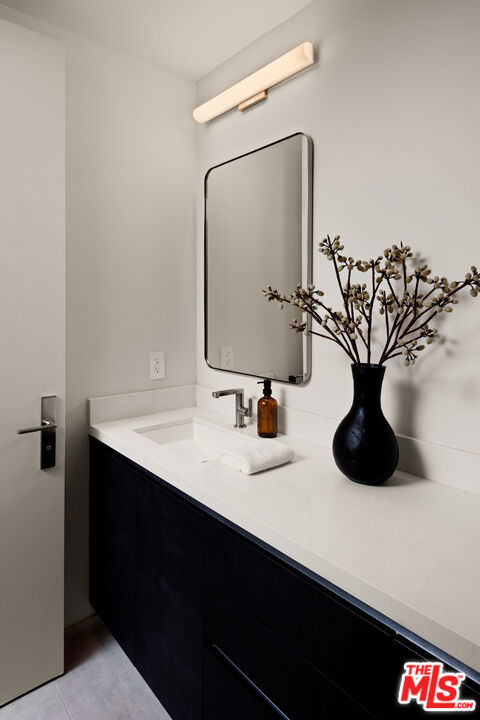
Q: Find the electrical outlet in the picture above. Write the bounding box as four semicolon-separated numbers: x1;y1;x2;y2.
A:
149;351;165;380
220;345;234;370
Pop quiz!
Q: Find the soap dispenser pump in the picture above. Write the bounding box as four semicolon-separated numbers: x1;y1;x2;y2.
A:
257;379;278;438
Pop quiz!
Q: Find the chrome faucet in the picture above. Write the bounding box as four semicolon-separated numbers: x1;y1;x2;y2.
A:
212;388;252;428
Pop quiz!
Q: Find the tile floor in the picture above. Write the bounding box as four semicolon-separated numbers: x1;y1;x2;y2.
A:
0;616;171;720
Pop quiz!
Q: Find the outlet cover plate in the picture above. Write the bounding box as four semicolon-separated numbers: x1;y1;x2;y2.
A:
220;345;234;370
149;351;165;380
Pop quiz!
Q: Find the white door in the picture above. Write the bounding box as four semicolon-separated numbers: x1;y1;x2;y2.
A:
0;18;65;706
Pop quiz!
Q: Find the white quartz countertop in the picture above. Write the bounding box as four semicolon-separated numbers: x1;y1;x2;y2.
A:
89;406;480;676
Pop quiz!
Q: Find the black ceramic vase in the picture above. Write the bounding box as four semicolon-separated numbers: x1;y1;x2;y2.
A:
333;363;399;485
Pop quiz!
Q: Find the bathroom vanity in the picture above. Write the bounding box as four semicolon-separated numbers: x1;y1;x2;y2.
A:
89;404;480;720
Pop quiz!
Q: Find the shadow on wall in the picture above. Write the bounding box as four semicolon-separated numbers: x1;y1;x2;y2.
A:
389;312;480;480
65;398;92;626
396;435;426;480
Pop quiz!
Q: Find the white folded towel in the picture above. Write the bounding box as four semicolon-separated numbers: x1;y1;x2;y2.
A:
219;439;294;475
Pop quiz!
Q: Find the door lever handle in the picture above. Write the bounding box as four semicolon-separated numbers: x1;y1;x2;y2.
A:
17;395;57;469
17;419;57;435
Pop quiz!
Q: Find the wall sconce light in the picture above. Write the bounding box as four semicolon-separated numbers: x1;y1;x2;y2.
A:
193;41;314;124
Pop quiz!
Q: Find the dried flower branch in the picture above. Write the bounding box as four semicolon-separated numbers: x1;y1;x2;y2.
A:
263;235;480;366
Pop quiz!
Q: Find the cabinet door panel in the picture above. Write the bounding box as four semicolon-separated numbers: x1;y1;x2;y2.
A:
136;575;202;720
90;439;137;559
93;544;136;660
89;439;139;661
136;474;202;720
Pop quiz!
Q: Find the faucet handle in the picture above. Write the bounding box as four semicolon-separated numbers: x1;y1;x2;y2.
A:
212;388;243;399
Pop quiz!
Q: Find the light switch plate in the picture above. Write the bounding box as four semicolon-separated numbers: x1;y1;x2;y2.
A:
149;351;165;380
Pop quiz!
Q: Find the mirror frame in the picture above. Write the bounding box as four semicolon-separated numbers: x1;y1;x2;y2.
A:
204;132;313;384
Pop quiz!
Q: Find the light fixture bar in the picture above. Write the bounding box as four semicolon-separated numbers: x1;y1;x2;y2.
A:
193;41;314;124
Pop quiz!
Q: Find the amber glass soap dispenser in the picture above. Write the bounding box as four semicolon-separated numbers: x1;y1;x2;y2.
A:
257;379;278;438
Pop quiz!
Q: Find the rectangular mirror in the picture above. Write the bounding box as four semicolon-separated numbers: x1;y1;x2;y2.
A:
204;133;312;384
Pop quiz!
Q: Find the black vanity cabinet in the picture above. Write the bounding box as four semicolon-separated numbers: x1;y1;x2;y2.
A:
90;438;480;720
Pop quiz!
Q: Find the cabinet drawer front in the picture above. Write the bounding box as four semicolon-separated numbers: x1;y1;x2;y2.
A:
203;582;375;720
204;647;279;720
204;517;392;713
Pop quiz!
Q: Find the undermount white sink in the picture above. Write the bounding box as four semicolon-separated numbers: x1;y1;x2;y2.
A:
136;417;254;465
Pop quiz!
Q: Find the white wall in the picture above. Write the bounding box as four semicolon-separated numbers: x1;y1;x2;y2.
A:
64;29;196;627
0;4;196;625
196;0;480;470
